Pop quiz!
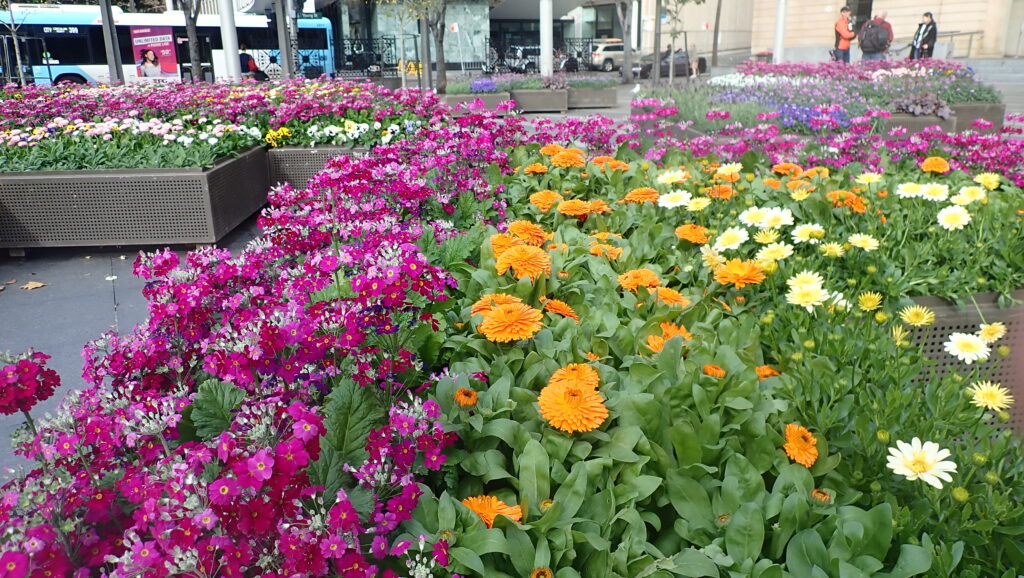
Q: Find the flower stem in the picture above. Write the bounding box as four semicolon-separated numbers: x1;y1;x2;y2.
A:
21;409;37;437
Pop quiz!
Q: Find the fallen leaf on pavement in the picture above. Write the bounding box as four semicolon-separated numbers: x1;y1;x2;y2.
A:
4;279;14;285
20;281;46;290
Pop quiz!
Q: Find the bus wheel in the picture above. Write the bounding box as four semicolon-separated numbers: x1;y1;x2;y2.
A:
54;74;87;85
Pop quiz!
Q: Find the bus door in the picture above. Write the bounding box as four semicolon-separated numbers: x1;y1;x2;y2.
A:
175;31;214;82
0;35;48;85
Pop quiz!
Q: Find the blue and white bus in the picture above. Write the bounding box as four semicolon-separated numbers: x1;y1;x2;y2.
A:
0;4;334;85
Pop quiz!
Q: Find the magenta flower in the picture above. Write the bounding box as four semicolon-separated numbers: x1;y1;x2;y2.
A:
209;477;239;506
247;449;274;481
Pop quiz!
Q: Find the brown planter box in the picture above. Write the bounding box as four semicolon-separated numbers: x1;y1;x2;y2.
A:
444;92;511;116
268;146;369;188
0;147;268;249
949;102;1006;134
510;89;568;113
912;290;1024;434
882;113;957;134
568;87;617;109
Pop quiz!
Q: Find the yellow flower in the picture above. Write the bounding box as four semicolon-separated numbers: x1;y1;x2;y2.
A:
973;172;1001;190
819;242;845;258
899;305;935;327
753;229;780;244
978;322;1007;343
891;324;911;346
717;162;743;175
967;381;1013;411
847;234;880;251
790;188;813;202
855;172;883;185
857;292;883;311
685;197;712;212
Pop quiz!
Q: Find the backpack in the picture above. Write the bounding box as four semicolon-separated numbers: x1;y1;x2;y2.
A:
859;21;888;53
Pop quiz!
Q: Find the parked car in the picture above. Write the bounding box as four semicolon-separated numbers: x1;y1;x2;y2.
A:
637;50;706;79
591;40;625;72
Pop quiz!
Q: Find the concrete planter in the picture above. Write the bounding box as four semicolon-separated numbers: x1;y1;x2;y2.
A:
912;290;1024;434
0;147;268;250
568;87;617;109
444;93;511;116
882;113;957;134
268;146;369;188
509;89;568;113
949;102;1006;134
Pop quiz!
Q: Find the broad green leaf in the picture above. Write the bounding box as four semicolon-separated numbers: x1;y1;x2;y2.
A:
726;503;765;562
323;377;384;466
191;379;246;439
786;529;830;577
519;439;551;513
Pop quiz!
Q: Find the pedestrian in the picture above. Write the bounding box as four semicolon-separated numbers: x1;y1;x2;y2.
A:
911;12;937;59
563;51;580;73
239;44;269;81
858;12;894;61
833;5;856;63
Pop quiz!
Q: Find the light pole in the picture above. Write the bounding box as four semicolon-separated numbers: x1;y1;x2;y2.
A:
217;0;242;81
772;0;786;63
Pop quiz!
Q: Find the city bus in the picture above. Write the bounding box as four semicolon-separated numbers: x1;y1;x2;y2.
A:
0;3;334;85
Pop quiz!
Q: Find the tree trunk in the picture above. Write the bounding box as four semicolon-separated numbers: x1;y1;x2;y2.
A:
712;0;723;66
615;1;633;84
183;0;203;82
427;1;447;94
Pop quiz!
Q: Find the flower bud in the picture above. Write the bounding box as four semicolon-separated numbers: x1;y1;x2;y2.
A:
866;265;878;274
790;352;804;362
803;340;815;350
716;514;731;527
874;312;889;323
540;499;553;512
870;481;882;493
876;429;890;443
952;487;970;502
998;345;1011;357
972;452;988;466
998;410;1011;423
985;471;1000;484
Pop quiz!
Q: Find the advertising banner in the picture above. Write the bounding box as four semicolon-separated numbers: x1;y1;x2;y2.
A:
130;26;179;81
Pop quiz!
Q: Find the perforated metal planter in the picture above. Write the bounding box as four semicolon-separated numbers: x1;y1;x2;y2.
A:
267;147;369;188
509;89;568;113
0;147;268;249
911;290;1024;433
568;87;617;109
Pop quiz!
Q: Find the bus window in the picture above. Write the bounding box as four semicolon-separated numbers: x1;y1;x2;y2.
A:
298;28;326;49
40;32;91;64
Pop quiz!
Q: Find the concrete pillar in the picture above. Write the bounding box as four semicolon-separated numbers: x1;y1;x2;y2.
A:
217;0;242;81
772;0;786;63
98;0;124;83
540;0;553;76
275;0;294;77
631;0;639;50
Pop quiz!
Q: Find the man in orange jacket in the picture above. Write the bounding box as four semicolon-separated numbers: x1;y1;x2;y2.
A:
833;5;856;63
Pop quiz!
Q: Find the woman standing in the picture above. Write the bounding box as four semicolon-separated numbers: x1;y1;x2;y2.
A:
911;12;937;59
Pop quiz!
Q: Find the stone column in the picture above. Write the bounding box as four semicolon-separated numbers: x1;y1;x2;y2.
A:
540;0;554;76
772;0;786;63
217;0;242;81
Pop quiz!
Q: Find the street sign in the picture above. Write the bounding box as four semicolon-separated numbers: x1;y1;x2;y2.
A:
449;22;459;33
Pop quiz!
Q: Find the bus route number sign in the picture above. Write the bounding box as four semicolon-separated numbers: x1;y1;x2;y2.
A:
42;26;81;34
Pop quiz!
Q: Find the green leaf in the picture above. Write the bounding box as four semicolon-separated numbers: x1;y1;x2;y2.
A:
323;377;384;466
786;529;830;577
881;544;932;578
459;528;510;555
450;547;485;574
726;503;765;562
519;439;551;513
191;379;246;439
307;445;346;506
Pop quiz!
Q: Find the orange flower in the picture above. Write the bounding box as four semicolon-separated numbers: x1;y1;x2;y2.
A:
786;179;815;192
557;271;569;278
877;189;889;198
495;245;551;281
811;489;832;504
524;163;548;175
587;199;613;214
546;242;568;252
920;156;950;174
539;143;565;156
705;184;736;200
605;159;630;171
620;187;660;204
653;287;691;307
548;363;600;390
589;231;622;241
538;376;608;434
763;177;782;189
825;190;867;213
661;322;693;341
675;224;709;244
455;388;478;407
591;155;616;166
703;364;726;378
557;199;591;217
544;298;580;321
783;424;818;468
585;351;600;361
470;293;523;316
531;569;554;578
589;244;623;260
461;495;523;528
772;162;803;176
551;150;586;168
801;166;830;179
507;220;550;246
713;259;766;289
490;233;525;259
529;189;563;212
755;365;781;380
714;171;740;183
479;303;543;342
617;268;661;292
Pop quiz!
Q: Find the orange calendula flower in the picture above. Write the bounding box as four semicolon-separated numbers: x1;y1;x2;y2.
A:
811;489;832;504
675;224;709;244
590;231;623;241
783;424;819;468
755;365;781;380
646;322;693;353
825;190;867;213
495;245;551;281
524;163;548;175
546;242;568;252
538;373;608;434
548;363;600;390
585;351;600;361
713;259;766;289
772;162;803;176
706;184;736;200
763;177;782;189
531;569;554;578
801;166;830;179
461;495;523;528
920;156;951;174
490;233;525;259
587;199;613;214
786;179;815;191
653;287;691;307
470;293;523;316
529;189;563;212
539;143;565;156
618;268;661;292
620;187;660;204
551;150;586;168
479;303;543;342
455;388;478;407
591;155;616;165
544;298;580;321
507;220;550;246
714;171;740;183
589;244;623;260
557;199;591;218
703;364;726;378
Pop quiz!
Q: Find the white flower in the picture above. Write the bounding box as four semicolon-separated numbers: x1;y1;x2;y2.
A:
713;227;749;252
936;205;971;231
921;183;950;202
786;285;830;312
686;197;712;212
828;291;850;312
847;234;880;251
791;223;825;245
895;182;924;199
886;438;957;489
717;162;743;175
954;186;986;204
978;322;1007;343
944;332;991;365
755;242;794;262
700;245;725;269
657;169;690;184
738;206;768;228
657;190;693;208
761;207;794;229
787;270;825;290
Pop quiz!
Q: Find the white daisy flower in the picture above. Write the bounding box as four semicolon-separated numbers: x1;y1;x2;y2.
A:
786;285;830;312
886;438;957;489
848;234;880;251
738;207;768;228
713;227;749;252
936;205;971;231
657;190;693;209
755;242;794;262
792;223;826;245
895;182;924;199
761;207;794;229
921;183;950;202
787;270;825;290
944;332;991;365
657;169;690;184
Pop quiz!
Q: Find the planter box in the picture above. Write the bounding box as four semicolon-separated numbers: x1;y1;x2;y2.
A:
444;93;511;116
0;147;268;249
882;113;957;134
912;290;1024;434
268;146;369;188
509;89;568;113
949;102;1006;134
568;87;617;109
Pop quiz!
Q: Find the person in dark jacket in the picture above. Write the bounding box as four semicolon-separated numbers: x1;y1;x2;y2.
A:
911;12;937;59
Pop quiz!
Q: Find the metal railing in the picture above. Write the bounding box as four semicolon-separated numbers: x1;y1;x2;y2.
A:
338;37;397;73
889;30;984;59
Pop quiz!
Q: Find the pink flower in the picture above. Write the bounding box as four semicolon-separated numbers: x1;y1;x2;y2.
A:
247;449;274;481
209;477;239;506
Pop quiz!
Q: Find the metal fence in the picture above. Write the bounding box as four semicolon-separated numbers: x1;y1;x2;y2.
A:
338;37;397;74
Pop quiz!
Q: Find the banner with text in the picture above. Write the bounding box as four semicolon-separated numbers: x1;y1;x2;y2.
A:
130;26;179;82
